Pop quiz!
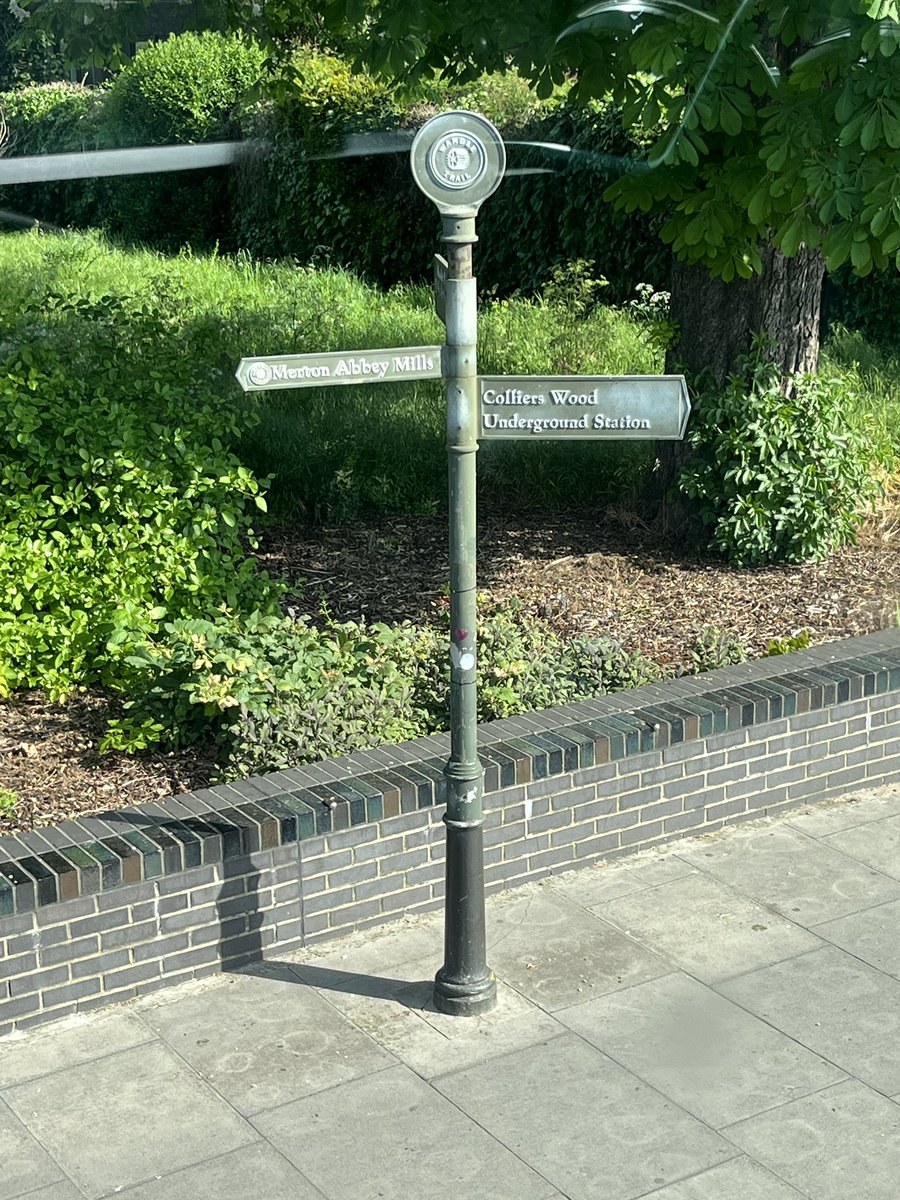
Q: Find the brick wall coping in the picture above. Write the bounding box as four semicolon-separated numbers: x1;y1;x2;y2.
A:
1;628;898;919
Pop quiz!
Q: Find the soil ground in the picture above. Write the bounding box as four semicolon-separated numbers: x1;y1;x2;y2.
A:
2;507;898;837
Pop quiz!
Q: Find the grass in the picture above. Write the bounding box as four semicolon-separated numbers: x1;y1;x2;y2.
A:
3;227;898;521
1;228;666;518
821;325;900;472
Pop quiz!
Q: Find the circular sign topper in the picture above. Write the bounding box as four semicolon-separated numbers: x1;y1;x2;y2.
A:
410;111;506;216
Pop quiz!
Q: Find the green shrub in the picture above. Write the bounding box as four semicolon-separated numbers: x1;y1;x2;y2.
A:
232;47;410;272
232;52;667;300
105;31;265;145
0;83;105;227
0;285;277;698
102;597;663;778
103;611;421;766
765;629;811;656
0;6;64;91
689;628;749;673
97;31;265;248
679;341;880;566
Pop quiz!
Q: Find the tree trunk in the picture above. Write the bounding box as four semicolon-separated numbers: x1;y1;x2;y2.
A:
647;242;826;538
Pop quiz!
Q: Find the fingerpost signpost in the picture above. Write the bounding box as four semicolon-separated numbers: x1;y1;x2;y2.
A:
1;110;689;1015
236;110;691;1016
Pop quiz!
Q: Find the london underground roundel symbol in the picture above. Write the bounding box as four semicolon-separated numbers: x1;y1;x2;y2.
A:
411;111;506;215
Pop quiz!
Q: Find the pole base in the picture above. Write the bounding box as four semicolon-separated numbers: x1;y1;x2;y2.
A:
433;968;497;1017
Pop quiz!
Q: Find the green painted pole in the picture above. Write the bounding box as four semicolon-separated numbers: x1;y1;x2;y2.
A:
433;213;497;1017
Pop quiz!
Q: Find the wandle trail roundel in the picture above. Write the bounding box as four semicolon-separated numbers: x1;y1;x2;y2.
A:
428;132;487;190
410;110;506;215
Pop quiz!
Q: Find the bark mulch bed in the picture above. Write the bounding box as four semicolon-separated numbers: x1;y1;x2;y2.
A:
2;508;898;836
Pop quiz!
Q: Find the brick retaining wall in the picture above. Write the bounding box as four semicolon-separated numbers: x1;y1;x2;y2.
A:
2;628;899;1035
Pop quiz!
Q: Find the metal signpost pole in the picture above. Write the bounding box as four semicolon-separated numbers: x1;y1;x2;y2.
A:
433;210;495;1016
410;112;506;1016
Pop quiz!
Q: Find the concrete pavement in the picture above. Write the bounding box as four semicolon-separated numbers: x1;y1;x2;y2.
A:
4;783;900;1199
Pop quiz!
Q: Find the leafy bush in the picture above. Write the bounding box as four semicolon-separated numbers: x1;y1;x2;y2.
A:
689;628;749;673
0;285;277;698
765;630;811;656
0;6;64;91
103;612;421;769
98;31;265;248
102;597;663;778
679;341;880;566
0;83;105;226
232;51;667;300
105;31;265;145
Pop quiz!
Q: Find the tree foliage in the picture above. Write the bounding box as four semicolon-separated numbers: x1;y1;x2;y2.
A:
293;0;900;285
17;2;900;284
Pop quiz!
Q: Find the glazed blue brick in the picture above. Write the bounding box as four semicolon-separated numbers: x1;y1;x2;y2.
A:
0;861;35;914
154;822;203;870
0;873;13;917
37;852;80;902
174;818;224;865
557;725;595;768
526;735;565;776
512;738;548;780
140;825;183;873
237;802;282;851
284;789;332;835
216;807;262;854
83;841;122;890
480;746;517;790
541;732;580;772
18;856;57;907
599;715;643;756
252;794;303;844
121;830;163;879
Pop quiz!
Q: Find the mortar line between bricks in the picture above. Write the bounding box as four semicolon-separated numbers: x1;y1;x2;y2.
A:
292;834;306;952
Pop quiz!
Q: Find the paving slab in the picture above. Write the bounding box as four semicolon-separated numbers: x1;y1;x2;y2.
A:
719;944;900;1096
1;1042;258;1199
549;855;697;909
252;1063;558;1200
6;1186;83;1200
639;1156;806;1199
677;824;900;926
558;971;844;1127
723;1079;900;1200
0;1099;67;1200
111;1142;323;1200
813;896;900;979
596;871;820;983
486;885;672;1010
135;966;394;1115
296;949;561;1078
0;1010;152;1089
434;1033;736;1200
2;784;900;1200
786;787;900;837
819;811;900;879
